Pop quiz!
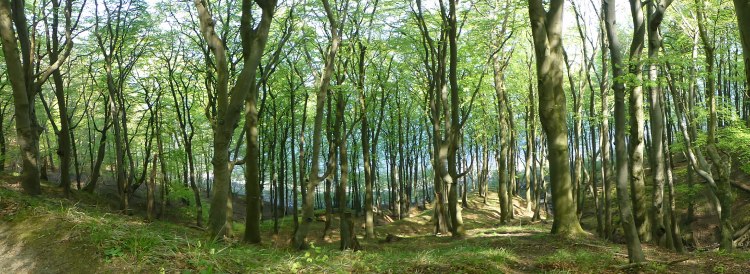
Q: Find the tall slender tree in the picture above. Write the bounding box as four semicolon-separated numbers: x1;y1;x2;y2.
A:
627;0;650;242
604;0;645;262
646;0;673;247
292;0;346;249
695;0;734;251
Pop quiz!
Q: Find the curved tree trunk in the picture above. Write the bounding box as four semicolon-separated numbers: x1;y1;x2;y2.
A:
605;0;646;263
292;0;342;249
646;0;674;247
193;0;278;240
695;0;734;251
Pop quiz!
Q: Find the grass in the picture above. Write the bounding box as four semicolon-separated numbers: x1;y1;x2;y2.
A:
1;174;750;273
537;249;617;272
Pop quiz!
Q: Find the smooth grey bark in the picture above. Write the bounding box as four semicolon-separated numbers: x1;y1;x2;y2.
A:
662;110;685;253
193;0;277;240
335;75;358;250
45;0;76;196
0;0;74;195
528;0;584;236
445;0;467;237
598;3;613;240
355;41;375;239
412;0;451;235
604;0;645;263
494;57;510;224
732;0;750;127
646;0;673;247
627;0;650;243
242;0;278;243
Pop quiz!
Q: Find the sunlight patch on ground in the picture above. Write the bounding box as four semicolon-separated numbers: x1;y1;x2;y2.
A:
0;227;38;273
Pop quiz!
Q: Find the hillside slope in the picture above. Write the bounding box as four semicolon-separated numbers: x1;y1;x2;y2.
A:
1;174;749;273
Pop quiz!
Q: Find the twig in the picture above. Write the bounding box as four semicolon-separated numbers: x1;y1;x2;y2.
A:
664;258;690;265
615;262;647;270
615;257;690;269
573;242;610;249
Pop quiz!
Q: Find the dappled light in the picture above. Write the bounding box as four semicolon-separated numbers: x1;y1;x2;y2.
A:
0;0;750;272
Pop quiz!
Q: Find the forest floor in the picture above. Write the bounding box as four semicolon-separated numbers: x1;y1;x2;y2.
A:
1;172;750;273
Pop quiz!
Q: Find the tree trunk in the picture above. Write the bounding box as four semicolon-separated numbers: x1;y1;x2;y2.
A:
695;0;734;251
0;102;6;173
494;59;510;224
0;0;43;195
605;0;645;262
294;92;308;236
356;42;375;239
646;0;673;247
397;96;407;219
413;0;451;236
156;105;169;219
279;125;289;218
563;49;584;221
599;6;613;240
193;0;277;240
71;130;82;190
147;154;158;222
83;103;110;193
244;82;264;243
528;0;583;237
336;80;357;250
292;0;341;249
445;0;465;238
52;71;72;196
322;96;336;240
627;0;650;243
663;117;685;253
732;0;750;127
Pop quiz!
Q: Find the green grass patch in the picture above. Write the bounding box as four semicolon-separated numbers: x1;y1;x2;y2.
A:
537;249;618;272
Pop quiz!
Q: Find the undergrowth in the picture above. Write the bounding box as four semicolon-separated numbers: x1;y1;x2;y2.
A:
2;178;750;273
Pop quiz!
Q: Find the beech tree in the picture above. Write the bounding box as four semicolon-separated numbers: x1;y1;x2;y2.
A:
193;0;278;240
0;0;77;195
733;1;750;127
292;0;345;249
527;0;584;237
604;0;645;263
